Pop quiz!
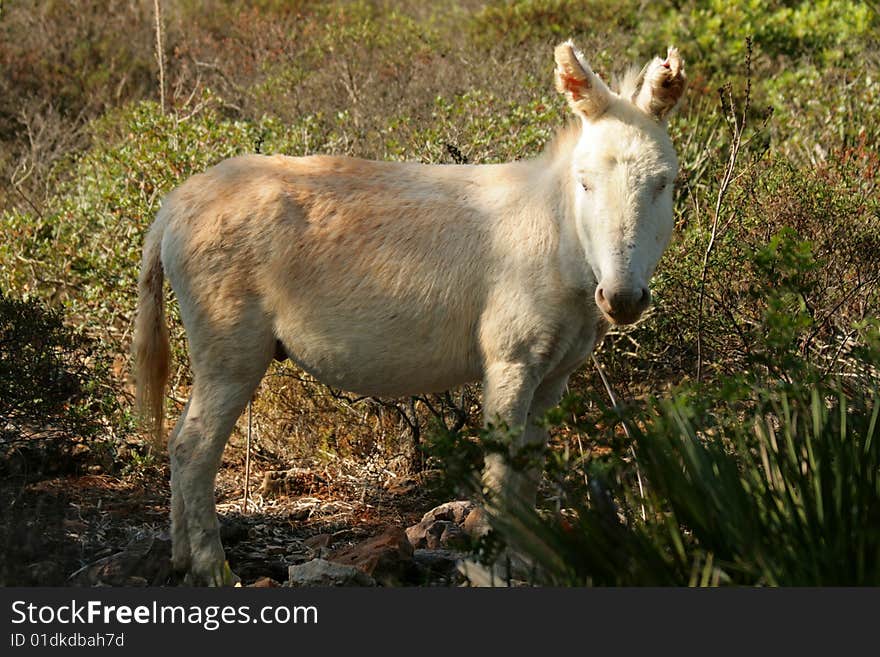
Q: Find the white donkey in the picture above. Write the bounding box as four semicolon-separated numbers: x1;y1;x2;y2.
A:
133;40;686;585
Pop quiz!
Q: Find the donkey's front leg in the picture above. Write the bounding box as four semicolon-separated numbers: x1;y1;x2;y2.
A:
481;360;542;508
515;373;571;506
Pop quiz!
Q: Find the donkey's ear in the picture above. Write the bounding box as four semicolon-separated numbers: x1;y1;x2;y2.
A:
554;40;612;119
633;47;687;121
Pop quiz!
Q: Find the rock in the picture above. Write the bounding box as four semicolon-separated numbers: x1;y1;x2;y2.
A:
220;516;251;543
259;468;325;497
303;533;333;550
328;526;413;585
462;507;491;538
457;558;531;588
384;475;419;496
420;500;476;525
406;520;467;550
234;559;289;585
412;549;464;580
286;559;375;587
68;535;172;586
406;501;480;549
458;559;505;587
249;576;281;588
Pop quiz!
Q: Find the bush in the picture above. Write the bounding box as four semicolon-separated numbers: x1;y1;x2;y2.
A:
643;0;876;77
470;0;639;49
474;198;880;584
1;98;327;338
0;290;126;475
596;37;880;394
486;349;880;585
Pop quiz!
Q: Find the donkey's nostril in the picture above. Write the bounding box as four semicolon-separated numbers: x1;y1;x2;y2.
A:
596;283;650;325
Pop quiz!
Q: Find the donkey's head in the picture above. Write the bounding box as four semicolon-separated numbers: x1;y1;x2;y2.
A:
554;40;686;325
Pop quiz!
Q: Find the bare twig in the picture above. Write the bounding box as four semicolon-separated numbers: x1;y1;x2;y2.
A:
803;272;880;357
2;177;45;222
696;37;755;382
243;398;253;514
591;354;646;522
153;0;166;114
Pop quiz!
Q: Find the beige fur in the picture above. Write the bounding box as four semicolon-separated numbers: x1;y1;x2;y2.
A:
554;40;613;119
132;40;685;585
133;215;170;446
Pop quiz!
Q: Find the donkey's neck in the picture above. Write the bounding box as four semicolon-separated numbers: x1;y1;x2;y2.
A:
519;127;596;295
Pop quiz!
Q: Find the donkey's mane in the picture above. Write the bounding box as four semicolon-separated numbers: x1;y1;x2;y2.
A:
539;119;582;164
615;65;645;102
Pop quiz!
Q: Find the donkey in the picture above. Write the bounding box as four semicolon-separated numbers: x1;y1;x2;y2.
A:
133;40;686;585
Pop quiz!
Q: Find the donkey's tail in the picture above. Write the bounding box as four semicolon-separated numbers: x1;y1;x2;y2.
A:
132;209;171;447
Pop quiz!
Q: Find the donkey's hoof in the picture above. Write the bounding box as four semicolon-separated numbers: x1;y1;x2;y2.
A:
185;561;240;587
458;551;534;587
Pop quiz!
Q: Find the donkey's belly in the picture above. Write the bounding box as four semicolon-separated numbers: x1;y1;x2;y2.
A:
273;309;482;397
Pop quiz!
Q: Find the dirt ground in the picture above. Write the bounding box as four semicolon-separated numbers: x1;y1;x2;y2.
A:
0;433;442;586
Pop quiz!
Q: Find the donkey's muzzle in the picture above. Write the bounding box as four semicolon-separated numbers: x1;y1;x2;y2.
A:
595;284;651;325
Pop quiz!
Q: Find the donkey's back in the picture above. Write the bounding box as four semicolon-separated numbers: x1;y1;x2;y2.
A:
155;153;558;397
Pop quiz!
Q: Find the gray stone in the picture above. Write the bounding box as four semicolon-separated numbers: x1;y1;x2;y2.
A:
406;501;480;549
286;559;375;587
413;549;462;570
419;500;476;525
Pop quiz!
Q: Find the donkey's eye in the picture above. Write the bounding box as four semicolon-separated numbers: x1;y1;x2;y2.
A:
654;179;669;196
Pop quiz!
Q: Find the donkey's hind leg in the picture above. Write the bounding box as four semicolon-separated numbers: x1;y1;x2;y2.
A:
168;399;192;576
172;334;273;586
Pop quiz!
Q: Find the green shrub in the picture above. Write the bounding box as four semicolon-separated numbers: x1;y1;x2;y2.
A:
0;98;327;341
0;290;127;475
386;91;564;164
487;359;880;585
600;48;880;389
470;0;639;49
643;0;876;77
765;66;880;165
